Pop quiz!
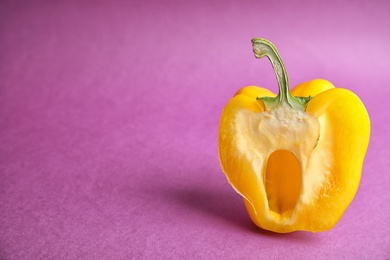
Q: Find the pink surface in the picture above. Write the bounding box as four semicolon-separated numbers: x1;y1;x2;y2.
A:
1;0;389;259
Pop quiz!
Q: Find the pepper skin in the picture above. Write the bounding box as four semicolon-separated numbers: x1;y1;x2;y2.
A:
218;38;370;233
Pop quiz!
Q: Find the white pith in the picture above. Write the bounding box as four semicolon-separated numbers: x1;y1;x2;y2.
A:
233;104;329;222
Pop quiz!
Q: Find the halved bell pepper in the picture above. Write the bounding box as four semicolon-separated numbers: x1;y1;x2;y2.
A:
218;38;370;233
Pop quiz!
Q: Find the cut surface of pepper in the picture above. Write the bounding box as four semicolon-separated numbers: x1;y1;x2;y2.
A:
218;38;370;233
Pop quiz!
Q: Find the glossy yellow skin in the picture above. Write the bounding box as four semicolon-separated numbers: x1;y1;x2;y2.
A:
218;79;370;233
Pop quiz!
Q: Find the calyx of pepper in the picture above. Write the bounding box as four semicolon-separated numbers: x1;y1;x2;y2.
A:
251;38;311;111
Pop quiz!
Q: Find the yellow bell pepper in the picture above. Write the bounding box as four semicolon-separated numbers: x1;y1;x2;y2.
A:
218;38;370;233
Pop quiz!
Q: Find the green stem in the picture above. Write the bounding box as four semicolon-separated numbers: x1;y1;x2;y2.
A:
251;38;310;110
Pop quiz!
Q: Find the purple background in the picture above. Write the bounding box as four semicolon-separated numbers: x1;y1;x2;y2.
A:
1;0;389;259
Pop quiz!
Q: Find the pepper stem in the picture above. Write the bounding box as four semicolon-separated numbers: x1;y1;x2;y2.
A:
251;38;311;110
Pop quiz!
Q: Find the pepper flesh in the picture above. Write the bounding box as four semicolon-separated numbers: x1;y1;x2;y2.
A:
218;39;370;233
